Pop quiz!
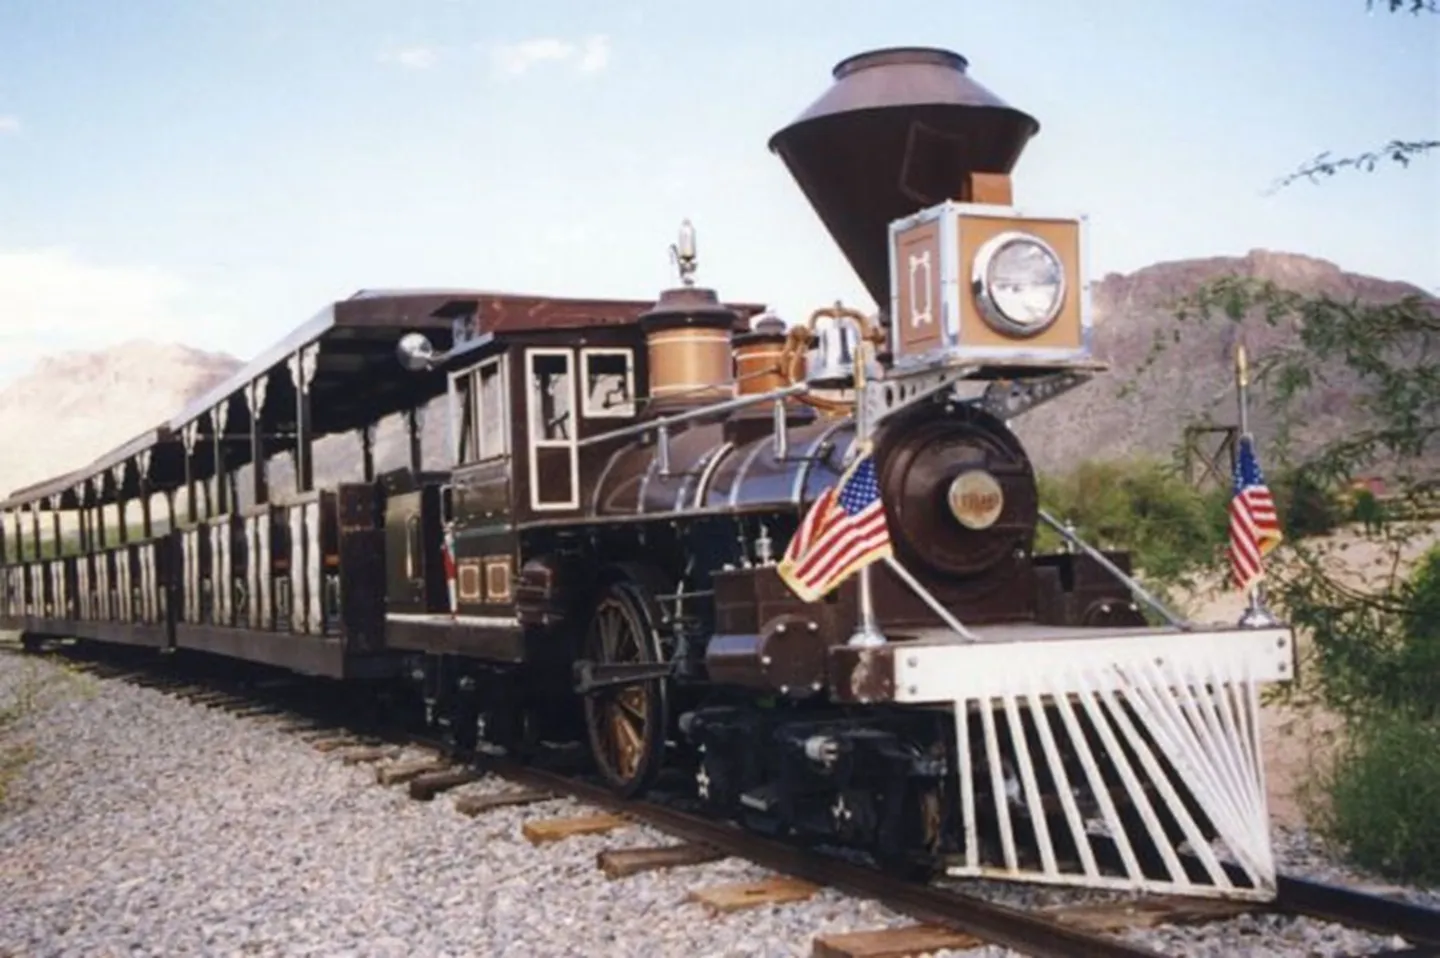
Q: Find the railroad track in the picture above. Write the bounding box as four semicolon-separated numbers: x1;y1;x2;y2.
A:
5;636;1438;958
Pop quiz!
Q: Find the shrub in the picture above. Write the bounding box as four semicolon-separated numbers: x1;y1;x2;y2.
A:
1393;544;1440;717
1036;458;1229;593
1286;545;1440;884
1277;541;1440;718
1310;708;1440;885
1271;468;1344;538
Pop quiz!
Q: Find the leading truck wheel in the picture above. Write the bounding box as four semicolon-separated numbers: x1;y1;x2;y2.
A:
581;580;668;797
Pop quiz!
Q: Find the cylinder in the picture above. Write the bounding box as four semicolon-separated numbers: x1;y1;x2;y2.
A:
638;286;737;412
704;613;830;699
732;315;789;396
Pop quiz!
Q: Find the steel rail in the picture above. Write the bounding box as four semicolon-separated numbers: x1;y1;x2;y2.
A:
1273;874;1440;946
464;753;1167;958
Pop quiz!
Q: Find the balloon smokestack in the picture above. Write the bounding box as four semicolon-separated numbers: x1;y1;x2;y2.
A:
768;47;1040;308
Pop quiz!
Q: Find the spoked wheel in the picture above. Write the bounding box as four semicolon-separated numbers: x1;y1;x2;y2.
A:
581;580;668;797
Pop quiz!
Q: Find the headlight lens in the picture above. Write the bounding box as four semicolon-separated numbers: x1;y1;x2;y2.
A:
947;469;1005;531
971;232;1066;337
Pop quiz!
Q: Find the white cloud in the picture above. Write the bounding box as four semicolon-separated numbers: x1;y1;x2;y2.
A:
575;35;610;74
379;45;438;70
488;34;610;77
0;248;193;378
0;116;20;135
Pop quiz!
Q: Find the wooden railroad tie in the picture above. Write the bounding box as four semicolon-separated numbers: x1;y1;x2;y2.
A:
337;745;401;766
596;842;725;880
688;877;820;913
131;675;179;688
375;759;452;786
409;767;484;801
297;728;349;743
274;720;324;734
185;691;236;705
227;704;282;718
811;925;980;958
810;896;1251;958
311;737;367;753
522;813;629;845
453;788;554;818
1046;896;1249;932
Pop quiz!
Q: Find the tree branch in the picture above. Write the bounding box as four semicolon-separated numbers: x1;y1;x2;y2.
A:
1264;140;1440;195
1367;0;1438;12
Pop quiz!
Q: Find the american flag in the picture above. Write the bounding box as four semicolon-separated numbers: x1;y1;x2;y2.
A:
1228;434;1283;592
777;448;893;602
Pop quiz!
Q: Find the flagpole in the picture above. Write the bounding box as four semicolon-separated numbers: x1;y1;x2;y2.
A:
1235;339;1280;628
846;307;886;649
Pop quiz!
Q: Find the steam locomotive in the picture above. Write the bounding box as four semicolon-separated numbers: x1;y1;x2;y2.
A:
0;46;1295;900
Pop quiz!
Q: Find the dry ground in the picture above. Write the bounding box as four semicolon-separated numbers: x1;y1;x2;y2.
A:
1177;520;1440;829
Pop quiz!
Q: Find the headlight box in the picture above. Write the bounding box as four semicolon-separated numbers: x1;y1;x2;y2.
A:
887;200;1093;371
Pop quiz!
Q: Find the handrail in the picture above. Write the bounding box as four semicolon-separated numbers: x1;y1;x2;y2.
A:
1038;510;1189;630
575;382;812;449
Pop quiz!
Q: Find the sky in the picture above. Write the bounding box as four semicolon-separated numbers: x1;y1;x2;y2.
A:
0;0;1436;383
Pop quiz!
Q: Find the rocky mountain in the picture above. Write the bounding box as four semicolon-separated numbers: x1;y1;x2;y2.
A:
0;250;1431;503
0;336;453;506
0;341;241;499
1011;249;1438;481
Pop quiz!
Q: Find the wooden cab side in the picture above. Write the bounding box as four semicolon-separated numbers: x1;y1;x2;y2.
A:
448;347;519;621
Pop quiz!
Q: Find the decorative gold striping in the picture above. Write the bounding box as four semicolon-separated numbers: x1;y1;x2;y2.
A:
646;328;734;400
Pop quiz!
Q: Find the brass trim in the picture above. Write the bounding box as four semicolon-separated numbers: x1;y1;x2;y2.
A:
647;328;734;398
483;556;513;604
458;561;483;601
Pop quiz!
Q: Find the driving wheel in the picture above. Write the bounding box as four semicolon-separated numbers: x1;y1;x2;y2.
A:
581;580;668;797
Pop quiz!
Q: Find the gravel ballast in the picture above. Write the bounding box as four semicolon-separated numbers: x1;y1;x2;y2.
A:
1;649;1436;957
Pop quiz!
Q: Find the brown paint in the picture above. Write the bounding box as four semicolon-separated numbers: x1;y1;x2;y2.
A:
892;219;945;360
958;213;1083;350
965;171;1013;205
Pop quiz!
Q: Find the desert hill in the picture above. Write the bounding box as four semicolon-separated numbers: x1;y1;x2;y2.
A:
1012;249;1437;478
0;341;241;500
0;250;1433;502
